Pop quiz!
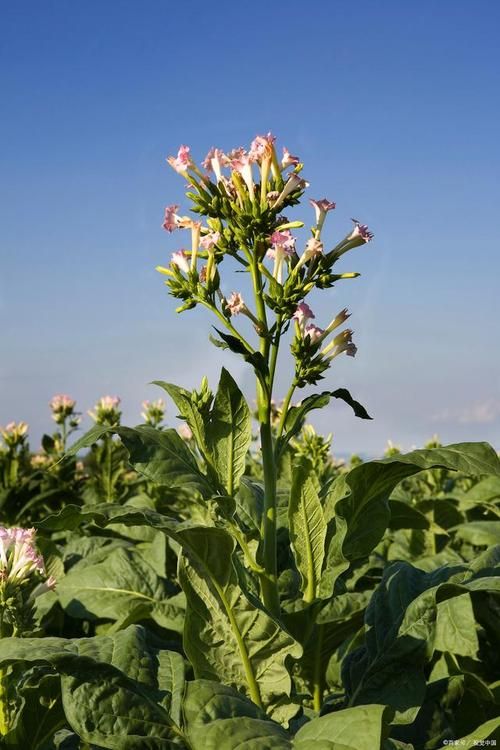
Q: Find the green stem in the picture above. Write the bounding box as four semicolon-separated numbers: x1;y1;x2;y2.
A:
247;246;281;614
104;435;113;502
312;623;325;712
259;417;280;615
268;315;282;392
276;380;298;440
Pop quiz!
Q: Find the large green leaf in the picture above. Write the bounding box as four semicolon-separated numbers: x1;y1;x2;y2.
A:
289;458;327;602
209;368;251;495
178;526;302;723
343;552;500;724
320;442;500;595
61;666;180;750
55;546;184;632
293;704;393;750
453;717;500;747
183;680;291;750
0;627;185;748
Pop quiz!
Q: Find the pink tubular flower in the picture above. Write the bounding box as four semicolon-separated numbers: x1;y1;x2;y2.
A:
171;250;191;274
293;302;315;330
199;231;220;250
304;237;323;259
310;198;336;224
202;148;228;181
304;324;325;343
225;292;246;316
230;150;255;200
267;230;296;259
166;145;192;175
272;173;309;209
162;204;181;232
281;147;300;169
249;133;275;162
348;218;374;243
325;308;351;334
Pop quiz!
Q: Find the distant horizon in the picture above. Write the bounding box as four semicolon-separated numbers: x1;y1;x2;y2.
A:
2;0;499;454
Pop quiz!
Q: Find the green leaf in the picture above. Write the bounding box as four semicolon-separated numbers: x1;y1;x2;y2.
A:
157;651;185;726
451;521;500;546
152;380;212;461
178;526;302;723
61;666;179;749
55;546;184;632
454;717;500;747
434;593;479;658
209;368;251;495
289;458;327;602
320;442;500;596
213;328;269;384
183;680;291;750
293;704;393;750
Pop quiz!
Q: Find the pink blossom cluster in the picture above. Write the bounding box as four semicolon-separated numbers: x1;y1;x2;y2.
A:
141;398;166;427
49;393;77;424
293;302;356;359
0;526;55;593
0;421;28;448
88;396;121;425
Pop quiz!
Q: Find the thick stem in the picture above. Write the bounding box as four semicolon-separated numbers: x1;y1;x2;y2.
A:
312;624;325;712
259;415;280;615
104;435;113;502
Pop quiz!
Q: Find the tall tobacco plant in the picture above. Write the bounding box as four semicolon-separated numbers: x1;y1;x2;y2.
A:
156;134;373;614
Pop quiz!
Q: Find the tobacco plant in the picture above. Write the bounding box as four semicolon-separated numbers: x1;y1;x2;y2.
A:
0;134;499;749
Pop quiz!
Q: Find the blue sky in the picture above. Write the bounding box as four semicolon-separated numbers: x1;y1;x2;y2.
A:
1;0;499;455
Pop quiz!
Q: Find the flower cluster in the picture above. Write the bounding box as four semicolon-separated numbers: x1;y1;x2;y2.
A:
0;526;56;636
291;302;356;386
141;398;166;428
49;394;80;426
88;396;121;426
158;133;373;395
0;422;28;450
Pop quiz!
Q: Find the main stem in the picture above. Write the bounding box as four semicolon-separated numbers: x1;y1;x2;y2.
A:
251;247;280;615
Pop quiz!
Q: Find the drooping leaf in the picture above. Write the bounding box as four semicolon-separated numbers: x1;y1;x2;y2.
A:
289;458;327;602
277;389;371;458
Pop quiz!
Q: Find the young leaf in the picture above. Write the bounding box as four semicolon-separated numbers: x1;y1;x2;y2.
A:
289;458;327;602
209;368;252;495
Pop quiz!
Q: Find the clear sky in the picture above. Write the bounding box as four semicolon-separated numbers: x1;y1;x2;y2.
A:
1;0;499;456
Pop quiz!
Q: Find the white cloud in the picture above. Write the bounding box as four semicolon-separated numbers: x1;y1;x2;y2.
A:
431;400;500;425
